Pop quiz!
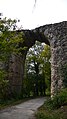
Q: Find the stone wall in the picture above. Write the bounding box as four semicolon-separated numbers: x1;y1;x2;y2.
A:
8;54;24;96
7;21;67;97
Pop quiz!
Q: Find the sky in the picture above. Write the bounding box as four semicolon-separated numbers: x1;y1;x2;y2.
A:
0;0;67;29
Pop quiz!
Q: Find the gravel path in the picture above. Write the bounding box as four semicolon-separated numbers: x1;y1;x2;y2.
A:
0;97;45;119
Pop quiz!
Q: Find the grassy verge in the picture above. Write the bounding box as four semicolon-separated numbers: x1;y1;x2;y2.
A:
0;97;33;110
35;102;67;119
35;88;67;119
36;104;67;119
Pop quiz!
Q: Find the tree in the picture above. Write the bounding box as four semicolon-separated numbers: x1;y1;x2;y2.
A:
40;45;51;95
25;41;51;96
0;14;24;99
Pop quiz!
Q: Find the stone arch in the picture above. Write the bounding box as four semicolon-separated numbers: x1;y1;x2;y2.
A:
9;21;67;97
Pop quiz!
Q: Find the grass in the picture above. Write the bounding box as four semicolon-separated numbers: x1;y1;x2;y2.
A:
35;104;67;119
35;88;67;119
0;97;33;110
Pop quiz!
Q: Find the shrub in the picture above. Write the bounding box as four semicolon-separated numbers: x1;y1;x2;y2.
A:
0;70;9;100
53;88;67;107
45;88;67;109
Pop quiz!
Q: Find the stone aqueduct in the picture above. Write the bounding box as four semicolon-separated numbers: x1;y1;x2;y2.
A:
9;21;67;97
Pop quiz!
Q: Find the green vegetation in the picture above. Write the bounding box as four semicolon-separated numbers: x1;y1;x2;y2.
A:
0;15;51;108
23;41;51;97
0;15;67;119
35;88;67;119
0;14;24;100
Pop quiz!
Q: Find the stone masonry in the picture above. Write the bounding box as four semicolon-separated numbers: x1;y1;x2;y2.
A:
8;21;67;97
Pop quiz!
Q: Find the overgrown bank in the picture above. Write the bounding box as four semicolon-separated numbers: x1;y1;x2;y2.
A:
35;88;67;119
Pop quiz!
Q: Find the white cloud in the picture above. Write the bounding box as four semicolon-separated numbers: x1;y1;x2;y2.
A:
0;0;67;29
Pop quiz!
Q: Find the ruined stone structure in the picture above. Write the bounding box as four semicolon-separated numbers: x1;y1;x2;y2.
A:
9;21;67;97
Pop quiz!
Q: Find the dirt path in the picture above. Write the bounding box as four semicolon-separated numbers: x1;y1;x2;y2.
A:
0;97;45;119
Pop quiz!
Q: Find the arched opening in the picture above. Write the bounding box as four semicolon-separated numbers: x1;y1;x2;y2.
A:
22;41;51;98
8;29;51;98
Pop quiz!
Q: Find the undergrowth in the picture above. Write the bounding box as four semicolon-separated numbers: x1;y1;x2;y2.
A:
36;88;67;119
